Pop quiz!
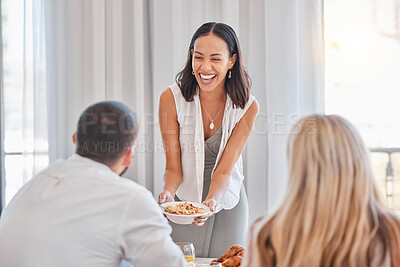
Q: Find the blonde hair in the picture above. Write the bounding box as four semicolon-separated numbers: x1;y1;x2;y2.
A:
248;115;400;267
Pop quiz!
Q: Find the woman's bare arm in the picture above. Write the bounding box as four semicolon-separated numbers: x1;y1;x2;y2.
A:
158;88;182;204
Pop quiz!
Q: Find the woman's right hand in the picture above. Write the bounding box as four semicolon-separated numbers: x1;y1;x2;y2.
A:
158;189;174;204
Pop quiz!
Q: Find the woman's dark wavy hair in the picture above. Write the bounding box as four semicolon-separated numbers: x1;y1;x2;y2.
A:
175;22;251;109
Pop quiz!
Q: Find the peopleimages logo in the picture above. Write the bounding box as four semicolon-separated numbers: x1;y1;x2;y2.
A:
80;112;138;135
77;112;317;154
80;141;134;153
156;112;315;135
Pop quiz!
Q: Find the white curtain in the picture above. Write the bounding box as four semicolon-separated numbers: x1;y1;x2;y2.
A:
44;0;324;224
263;0;325;214
45;0;153;190
23;0;49;182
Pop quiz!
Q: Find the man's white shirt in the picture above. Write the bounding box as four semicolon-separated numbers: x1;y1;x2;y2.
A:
0;154;187;267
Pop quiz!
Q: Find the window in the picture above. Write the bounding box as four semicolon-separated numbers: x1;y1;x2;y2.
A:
1;0;48;212
325;0;400;213
1;0;25;211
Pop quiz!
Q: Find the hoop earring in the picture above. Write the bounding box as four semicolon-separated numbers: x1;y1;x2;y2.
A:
228;69;232;79
192;71;195;75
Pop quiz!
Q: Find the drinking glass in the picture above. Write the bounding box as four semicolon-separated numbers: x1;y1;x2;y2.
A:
175;242;195;263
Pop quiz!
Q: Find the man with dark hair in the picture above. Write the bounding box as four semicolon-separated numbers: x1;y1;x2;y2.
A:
0;101;187;267
75;101;139;168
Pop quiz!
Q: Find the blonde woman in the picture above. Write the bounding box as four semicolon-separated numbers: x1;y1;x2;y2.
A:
243;115;400;267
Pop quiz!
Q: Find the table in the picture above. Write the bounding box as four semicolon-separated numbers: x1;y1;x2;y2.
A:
189;258;221;266
119;257;217;266
195;258;215;264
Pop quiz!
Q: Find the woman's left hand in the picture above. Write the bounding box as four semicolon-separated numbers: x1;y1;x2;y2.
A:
192;199;217;226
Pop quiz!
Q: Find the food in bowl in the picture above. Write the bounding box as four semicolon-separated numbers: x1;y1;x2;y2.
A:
160;201;211;225
164;202;205;215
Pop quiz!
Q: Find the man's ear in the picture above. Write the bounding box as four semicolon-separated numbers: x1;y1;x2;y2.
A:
122;150;133;167
72;132;77;144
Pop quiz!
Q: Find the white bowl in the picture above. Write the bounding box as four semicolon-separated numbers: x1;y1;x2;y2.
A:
160;201;211;225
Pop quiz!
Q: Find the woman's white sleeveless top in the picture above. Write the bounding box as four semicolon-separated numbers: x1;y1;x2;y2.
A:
169;83;255;212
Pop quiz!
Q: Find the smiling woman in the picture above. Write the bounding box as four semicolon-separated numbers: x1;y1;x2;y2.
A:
176;22;250;109
158;22;259;258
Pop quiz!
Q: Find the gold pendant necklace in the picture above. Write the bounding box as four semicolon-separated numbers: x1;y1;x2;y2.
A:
200;99;224;130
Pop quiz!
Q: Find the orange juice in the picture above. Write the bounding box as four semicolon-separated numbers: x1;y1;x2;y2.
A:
184;255;195;262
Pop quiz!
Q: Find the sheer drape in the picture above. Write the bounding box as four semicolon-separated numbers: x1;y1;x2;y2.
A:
44;0;324;223
263;0;325;213
22;0;49;182
45;0;153;190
